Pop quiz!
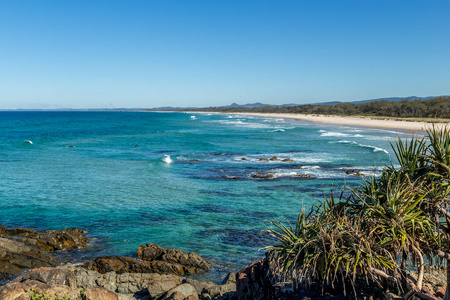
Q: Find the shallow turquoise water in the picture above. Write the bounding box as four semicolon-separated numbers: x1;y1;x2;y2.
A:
0;111;409;281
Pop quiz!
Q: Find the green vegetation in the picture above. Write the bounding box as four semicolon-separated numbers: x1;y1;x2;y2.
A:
266;126;450;298
198;96;450;119
29;288;85;300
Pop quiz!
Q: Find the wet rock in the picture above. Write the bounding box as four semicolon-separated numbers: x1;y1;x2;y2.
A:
251;172;275;179
241;158;247;161
0;237;60;279
137;243;211;273
294;174;315;178
345;169;363;177
281;158;293;162
258;158;269;161
0;226;90;252
269;156;278;161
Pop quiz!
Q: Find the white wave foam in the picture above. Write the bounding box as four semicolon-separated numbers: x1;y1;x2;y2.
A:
269;129;285;132
320;130;365;138
25;140;33;144
190;115;197;120
331;140;389;154
302;165;321;169
162;155;173;164
321;131;351;137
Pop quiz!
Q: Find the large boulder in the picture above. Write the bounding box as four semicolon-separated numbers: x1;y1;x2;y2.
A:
83;243;211;276
83;254;208;276
162;283;198;300
137;243;211;272
0;226;90;252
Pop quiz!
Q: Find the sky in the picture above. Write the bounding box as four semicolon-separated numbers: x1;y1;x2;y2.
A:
0;1;449;109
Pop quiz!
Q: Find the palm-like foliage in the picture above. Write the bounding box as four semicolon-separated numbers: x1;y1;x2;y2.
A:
266;192;401;296
266;127;450;298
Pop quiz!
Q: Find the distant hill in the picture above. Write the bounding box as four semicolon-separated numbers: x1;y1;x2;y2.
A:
215;96;445;108
149;95;447;111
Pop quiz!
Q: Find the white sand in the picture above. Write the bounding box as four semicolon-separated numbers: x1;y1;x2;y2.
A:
190;112;450;132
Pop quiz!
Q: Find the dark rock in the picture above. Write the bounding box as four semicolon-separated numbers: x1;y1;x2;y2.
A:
281;158;293;162
258;158;268;161
345;169;363;177
269;156;278;161
241;158;247;161
236;260;275;300
435;286;445;298
84;244;210;276
0;226;90;252
0;237;60;279
294;174;315;178
137;243;211;273
251;172;275;179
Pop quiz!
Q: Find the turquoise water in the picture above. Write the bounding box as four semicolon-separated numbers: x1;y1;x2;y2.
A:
0;111;409;281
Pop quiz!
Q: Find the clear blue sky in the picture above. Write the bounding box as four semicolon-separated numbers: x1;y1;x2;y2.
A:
0;0;449;109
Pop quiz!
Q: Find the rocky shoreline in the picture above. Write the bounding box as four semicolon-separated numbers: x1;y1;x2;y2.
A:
1;225;448;299
0;226;259;300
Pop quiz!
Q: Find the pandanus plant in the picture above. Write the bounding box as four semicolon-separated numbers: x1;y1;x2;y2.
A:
266;126;450;299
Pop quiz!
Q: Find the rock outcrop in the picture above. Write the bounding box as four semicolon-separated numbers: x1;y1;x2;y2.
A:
0;226;90;281
0;264;237;300
83;243;211;276
345;169;363;177
137;243;211;272
0;226;90;252
0;238;60;280
236;260;275;300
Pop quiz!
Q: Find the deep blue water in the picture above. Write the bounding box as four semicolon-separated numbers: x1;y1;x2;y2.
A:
0;111;409;281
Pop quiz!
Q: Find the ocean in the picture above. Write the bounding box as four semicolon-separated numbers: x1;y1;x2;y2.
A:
0;111;409;281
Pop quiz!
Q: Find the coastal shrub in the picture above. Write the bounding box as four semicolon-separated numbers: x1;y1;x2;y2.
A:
266;126;450;298
29;288;85;300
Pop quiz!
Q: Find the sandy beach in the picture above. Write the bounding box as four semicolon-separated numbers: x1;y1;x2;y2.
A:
189;112;450;132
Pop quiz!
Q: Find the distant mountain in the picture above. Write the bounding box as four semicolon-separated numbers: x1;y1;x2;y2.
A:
150;95;447;111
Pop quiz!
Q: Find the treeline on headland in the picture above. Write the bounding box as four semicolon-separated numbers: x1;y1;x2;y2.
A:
197;96;450;119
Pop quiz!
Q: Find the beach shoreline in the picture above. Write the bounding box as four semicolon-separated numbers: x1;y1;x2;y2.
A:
184;111;450;132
